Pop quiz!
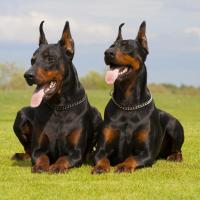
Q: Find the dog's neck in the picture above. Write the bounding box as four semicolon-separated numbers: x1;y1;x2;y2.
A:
50;61;85;105
113;64;151;106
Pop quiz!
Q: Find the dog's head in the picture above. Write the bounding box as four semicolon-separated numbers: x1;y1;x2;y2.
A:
24;21;75;107
104;21;149;85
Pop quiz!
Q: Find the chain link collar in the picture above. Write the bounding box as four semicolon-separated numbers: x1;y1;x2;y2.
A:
46;95;87;111
110;91;153;111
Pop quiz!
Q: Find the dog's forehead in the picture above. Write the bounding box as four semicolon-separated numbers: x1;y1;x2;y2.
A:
120;39;138;47
33;44;60;57
111;39;138;49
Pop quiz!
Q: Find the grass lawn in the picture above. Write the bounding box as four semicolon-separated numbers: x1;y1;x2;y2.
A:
0;89;200;200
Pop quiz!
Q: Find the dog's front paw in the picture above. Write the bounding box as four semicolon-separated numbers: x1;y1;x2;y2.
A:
49;156;70;173
32;164;49;173
167;152;183;162
11;153;30;161
31;155;49;173
91;165;110;174
49;164;68;173
114;164;135;173
92;158;110;174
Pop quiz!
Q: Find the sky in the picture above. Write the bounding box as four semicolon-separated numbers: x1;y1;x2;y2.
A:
0;0;199;86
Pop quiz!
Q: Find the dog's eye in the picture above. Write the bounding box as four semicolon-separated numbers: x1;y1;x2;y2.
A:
31;58;36;65
47;56;56;64
110;44;115;48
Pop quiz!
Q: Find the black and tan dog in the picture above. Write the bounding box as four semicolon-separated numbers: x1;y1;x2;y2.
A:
12;21;102;173
92;21;184;174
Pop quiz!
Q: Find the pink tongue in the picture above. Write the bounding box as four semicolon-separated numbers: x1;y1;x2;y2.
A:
30;86;45;107
105;69;119;85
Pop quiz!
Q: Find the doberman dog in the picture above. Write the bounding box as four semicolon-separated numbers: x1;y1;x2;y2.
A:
92;21;184;174
12;21;102;173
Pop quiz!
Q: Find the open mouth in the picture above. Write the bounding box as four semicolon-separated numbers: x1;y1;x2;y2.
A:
118;66;130;76
105;65;131;85
30;80;57;107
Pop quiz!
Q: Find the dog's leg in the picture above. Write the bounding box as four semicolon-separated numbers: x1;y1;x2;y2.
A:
12;107;34;160
159;110;184;162
92;126;119;174
85;107;103;164
165;121;184;162
49;129;85;173
31;133;50;173
92;143;112;174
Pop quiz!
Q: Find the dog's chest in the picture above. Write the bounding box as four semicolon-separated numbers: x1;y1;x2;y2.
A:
108;112;149;151
36;112;84;158
40;111;82;141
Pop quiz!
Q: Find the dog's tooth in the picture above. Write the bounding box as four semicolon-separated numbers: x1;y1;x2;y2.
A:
50;81;56;88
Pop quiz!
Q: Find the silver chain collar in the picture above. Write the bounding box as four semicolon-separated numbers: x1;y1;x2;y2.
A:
47;95;87;111
110;91;153;111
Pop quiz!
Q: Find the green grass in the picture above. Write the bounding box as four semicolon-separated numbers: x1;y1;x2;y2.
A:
0;89;200;200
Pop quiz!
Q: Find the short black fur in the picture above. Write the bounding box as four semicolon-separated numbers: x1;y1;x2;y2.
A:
92;21;184;174
13;21;102;173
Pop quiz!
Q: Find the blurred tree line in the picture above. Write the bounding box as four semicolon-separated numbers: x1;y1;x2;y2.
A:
0;63;28;89
0;63;200;95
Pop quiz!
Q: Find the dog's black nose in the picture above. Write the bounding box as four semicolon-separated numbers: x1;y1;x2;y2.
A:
24;70;34;80
24;69;35;85
104;49;115;64
104;49;115;58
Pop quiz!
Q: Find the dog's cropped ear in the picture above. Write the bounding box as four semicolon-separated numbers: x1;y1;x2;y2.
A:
114;23;125;43
39;21;48;46
136;21;149;53
59;21;74;59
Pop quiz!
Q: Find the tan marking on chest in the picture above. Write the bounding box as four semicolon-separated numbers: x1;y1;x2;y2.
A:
136;129;149;142
103;127;119;143
67;129;82;146
38;133;49;146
